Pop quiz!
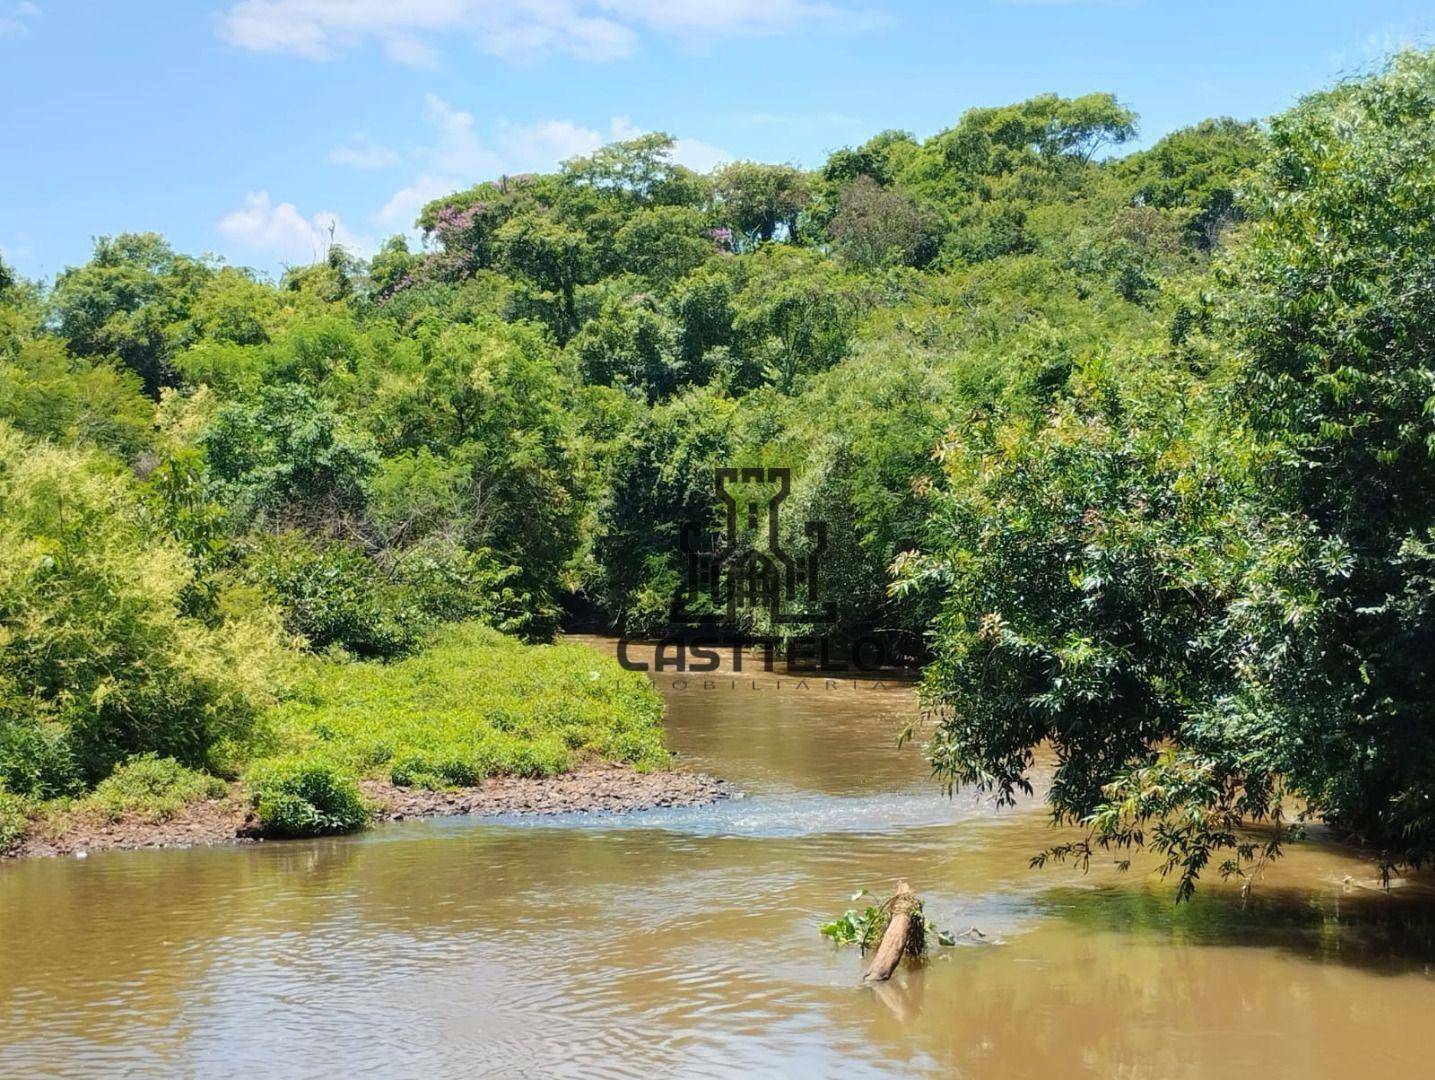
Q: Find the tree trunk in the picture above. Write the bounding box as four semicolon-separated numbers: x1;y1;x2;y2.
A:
862;881;916;983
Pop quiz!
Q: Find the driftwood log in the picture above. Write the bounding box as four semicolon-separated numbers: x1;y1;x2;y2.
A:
862;881;917;983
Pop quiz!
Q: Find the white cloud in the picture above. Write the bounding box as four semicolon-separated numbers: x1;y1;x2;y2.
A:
218;0;634;63
328;138;402;169
598;0;852;37
217;191;375;264
217;0;866;64
382;34;441;68
495;117;608;172
373;174;459;230
0;1;40;39
671;135;731;173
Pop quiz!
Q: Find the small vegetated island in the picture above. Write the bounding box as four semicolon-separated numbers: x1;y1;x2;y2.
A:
3;52;1435;894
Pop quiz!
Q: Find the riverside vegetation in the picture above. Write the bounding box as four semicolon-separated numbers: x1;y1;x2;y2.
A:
1;52;1434;893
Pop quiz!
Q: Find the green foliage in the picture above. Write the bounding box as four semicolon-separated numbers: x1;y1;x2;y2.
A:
265;621;667;788
390;537;537;637
1211;49;1435;867
614;205;714;283
1118;118;1265;249
497;211;590;340
570;297;683;399
0;337;153;458
201;382;376;525
731;252;865;391
49;233;213;394
562;132;696;203
86;752;226;822
898;362;1240;812
0;784;27;853
0;425;291;795
591;386;737;633
827;176;939;269
819;888;954;952
243;532;423;658
711;161;810;242
905;52;1435;892
246;756;369;838
903;92;1137;197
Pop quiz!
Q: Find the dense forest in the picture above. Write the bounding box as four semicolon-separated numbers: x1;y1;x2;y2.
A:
2;50;1434;891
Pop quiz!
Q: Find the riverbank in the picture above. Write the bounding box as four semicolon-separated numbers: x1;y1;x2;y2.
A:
6;763;730;859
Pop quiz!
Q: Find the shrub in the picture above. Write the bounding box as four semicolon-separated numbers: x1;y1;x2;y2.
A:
0;784;27;854
200;382;376;525
389;753;481;790
246;757;369;838
244;531;423;658
0;425;291;792
0;706;82;800
389;537;537;638
87;753;226;822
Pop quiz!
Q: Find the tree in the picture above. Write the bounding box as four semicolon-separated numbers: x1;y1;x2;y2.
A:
902;50;1435;895
569;298;681;400
0;337;153;458
496;211;591;340
0;425;288;794
418;179;536;279
712;161;811;243
827;176;939;268
200;383;377;528
49;233;213;394
562;133;696;204
1119;118;1266;249
369;235;420;295
734;253;865;392
821;130;918;188
1215;49;1435;868
613;206;714;284
901;93;1137;202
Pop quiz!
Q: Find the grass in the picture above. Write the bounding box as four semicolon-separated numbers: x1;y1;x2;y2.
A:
261;620;669;790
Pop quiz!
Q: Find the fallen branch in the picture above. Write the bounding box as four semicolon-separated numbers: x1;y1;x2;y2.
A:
862;881;919;983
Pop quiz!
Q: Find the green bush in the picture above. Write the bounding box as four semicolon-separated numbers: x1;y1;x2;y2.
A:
244;531;423;658
389;537;539;638
0;707;82;800
246;757;369;838
902;52;1435;892
87;753;226;822
0;784;28;854
0;425;292;794
389;753;482;790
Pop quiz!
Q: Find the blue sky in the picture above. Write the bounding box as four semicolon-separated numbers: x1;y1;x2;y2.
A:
2;1;1432;280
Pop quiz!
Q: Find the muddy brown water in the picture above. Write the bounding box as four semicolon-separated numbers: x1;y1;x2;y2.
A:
4;638;1435;1078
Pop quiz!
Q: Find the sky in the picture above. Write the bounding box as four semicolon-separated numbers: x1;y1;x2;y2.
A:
2;0;1432;281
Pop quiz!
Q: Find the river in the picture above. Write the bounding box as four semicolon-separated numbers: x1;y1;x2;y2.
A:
3;637;1435;1077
